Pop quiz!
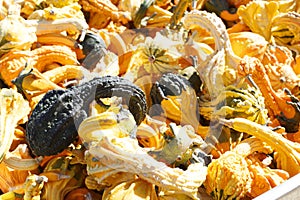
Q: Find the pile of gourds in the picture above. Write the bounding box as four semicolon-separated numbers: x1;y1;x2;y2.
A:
0;0;300;199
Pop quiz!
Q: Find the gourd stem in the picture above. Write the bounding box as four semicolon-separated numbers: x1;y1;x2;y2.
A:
221;117;300;176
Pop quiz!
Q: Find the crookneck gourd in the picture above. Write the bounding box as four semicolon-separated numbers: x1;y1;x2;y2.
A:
26;75;147;156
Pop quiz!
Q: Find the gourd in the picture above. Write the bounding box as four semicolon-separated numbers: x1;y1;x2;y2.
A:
150;73;209;138
271;12;300;55
204;137;289;199
200;78;269;156
78;106;138;144
148;122;212;168
238;56;300;133
0;4;88;56
183;10;241;100
79;32;107;70
205;151;252;200
0;11;36;56
136;115;167;149
35;33;81;52
84;133;207;200
79;0;131;29
0;159;31;194
204;0;239;22
26;75;147;156
0;45;79;87
221;117;300;176
200;78;268;125
237;1;280;42
260;44;298;93
12;65;85;108
0;2;298;199
127;34;182;77
40;156;86;200
0;88;31;162
78;106;208;199
229;31;269;59
23;174;48;200
0;172;47;199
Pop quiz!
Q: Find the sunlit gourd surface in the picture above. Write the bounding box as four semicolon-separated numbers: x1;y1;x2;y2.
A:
0;0;300;200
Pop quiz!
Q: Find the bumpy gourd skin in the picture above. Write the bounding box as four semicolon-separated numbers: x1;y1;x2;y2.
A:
150;73;193;103
26;75;147;156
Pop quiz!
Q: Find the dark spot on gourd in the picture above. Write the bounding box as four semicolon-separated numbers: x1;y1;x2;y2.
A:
79;32;107;70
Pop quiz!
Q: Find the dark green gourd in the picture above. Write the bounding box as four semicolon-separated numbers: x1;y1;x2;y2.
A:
150;73;194;105
26;76;147;156
79;32;107;70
